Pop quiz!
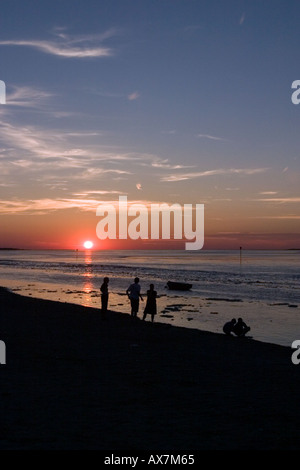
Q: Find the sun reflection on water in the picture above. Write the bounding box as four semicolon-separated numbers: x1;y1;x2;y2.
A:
82;250;93;306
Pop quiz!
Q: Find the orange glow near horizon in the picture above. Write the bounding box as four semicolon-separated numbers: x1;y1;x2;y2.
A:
0;198;299;250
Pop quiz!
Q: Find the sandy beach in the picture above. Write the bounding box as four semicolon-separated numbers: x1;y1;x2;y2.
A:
1;286;300;450
1;278;298;347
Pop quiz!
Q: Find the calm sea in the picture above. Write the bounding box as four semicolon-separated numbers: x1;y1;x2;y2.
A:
0;249;299;346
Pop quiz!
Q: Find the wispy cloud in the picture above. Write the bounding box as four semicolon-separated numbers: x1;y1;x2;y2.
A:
161;168;268;182
152;159;193;170
92;90;123;99
6;85;53;107
259;191;278;195
1;84;87;121
50;111;82;119
91;88;141;102
78;168;131;180
254;197;300;204
0;197;170;215
72;190;124;197
0;121;142;163
196;133;225;141
0;30;115;58
0;198;102;214
161;130;176;135
251;215;300;219
128;91;140;101
0;120;173;173
239;12;246;25
0;120;138;188
64;132;102;137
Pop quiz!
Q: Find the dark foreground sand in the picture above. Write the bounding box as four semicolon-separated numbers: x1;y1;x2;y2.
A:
1;287;299;450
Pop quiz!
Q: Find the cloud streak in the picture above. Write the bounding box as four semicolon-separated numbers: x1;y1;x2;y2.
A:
0;120;146;163
0;197;171;215
251;215;300;219
161;168;268;182
0;198;102;214
128;91;140;101
152;160;193;170
254;197;300;204
259;191;278;195
0;30;115;58
6;86;53;108
239;12;246;25
196;134;225;141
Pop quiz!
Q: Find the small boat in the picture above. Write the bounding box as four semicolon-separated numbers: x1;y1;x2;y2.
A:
166;281;192;291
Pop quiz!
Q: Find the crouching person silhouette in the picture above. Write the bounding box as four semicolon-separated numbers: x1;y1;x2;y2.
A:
233;317;251;337
223;318;236;336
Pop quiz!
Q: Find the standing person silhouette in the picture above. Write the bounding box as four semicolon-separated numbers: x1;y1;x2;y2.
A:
126;277;143;318
100;277;109;319
143;284;157;323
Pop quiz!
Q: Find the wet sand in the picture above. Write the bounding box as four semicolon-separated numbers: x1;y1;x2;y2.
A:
1;287;299;450
1;279;298;346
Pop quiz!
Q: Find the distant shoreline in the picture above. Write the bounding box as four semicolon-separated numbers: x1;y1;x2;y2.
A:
0;247;299;251
0;248;23;250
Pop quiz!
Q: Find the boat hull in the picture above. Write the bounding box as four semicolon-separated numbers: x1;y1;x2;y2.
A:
167;281;192;291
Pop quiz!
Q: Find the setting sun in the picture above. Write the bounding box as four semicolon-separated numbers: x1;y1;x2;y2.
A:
83;240;93;249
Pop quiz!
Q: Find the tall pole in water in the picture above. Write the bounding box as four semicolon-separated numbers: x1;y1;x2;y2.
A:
240;246;242;265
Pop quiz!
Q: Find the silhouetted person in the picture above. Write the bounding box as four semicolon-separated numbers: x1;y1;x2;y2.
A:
143;284;157;323
223;318;236;336
233;317;251;337
126;277;143;318
100;277;109;319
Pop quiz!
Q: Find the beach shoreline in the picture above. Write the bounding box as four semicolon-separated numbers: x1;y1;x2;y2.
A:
1;286;300;450
0;278;297;347
0;248;298;348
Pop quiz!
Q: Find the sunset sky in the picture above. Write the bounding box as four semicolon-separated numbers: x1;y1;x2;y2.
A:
0;0;299;249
